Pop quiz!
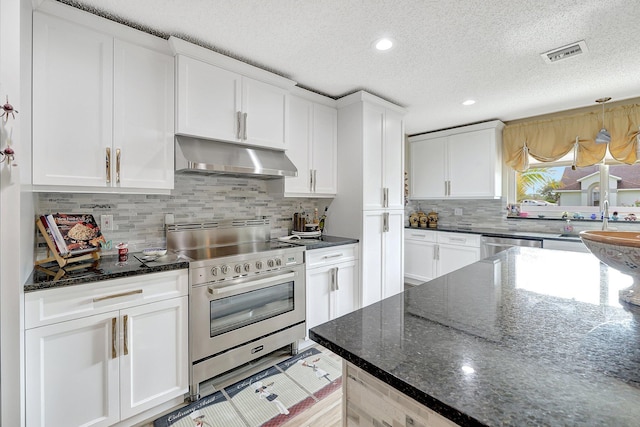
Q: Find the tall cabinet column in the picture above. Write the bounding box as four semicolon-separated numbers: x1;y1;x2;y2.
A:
330;91;406;308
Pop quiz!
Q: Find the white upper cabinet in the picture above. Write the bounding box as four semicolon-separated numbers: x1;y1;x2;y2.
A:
114;39;175;190
285;93;337;197
409;120;504;199
362;103;405;210
175;55;242;143
32;12;114;189
171;37;294;151
32;5;175;193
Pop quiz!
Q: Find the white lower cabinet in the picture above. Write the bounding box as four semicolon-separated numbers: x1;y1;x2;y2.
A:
305;244;359;337
404;229;481;284
25;270;189;427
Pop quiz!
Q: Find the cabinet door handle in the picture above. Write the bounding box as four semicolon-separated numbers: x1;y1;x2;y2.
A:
435;245;439;260
383;188;389;207
123;314;129;356
447;180;451;196
383;212;389;232
116;148;121;184
330;267;335;291
309;170;314;192
93;289;143;303
111;317;117;359
313;170;317;192
242;112;248;140
236;111;242;139
334;267;339;291
106;147;111;184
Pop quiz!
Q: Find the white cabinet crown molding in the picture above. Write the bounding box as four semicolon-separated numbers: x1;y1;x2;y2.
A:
169;36;296;90
289;85;337;108
336;90;407;114
410;119;504;140
34;0;171;54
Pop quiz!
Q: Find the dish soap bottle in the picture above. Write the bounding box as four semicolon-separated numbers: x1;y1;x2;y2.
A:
563;219;574;234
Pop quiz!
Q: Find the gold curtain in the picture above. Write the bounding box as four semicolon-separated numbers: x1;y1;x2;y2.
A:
503;104;640;171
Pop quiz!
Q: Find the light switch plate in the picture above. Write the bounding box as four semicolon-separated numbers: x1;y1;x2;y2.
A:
454;208;463;216
101;214;113;231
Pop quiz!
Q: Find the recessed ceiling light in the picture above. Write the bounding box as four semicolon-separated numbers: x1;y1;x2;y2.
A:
462;99;476;106
374;38;394;51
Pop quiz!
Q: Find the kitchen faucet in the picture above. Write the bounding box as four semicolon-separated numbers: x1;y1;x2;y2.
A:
602;199;609;231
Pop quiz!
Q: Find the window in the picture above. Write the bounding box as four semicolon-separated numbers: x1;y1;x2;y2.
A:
512;150;640;220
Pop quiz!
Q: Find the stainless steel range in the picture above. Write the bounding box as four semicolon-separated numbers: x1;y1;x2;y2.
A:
166;219;306;400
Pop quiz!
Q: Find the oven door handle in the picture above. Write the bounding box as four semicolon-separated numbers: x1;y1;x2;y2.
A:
207;271;296;298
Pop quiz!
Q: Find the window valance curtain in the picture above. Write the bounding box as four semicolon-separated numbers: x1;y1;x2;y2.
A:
503;104;640;172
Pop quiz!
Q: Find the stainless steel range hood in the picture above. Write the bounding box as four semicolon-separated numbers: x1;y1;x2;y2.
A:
175;135;297;179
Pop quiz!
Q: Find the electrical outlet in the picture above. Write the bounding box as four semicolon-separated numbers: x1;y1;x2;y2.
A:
101;214;113;231
454;208;463;216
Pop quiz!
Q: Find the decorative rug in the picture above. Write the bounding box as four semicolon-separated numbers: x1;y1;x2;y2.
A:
154;347;342;427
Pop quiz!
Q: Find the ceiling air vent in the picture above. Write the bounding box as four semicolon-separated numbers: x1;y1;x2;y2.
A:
541;40;588;64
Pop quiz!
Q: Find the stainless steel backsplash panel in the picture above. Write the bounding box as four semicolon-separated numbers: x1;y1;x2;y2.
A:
166;218;270;250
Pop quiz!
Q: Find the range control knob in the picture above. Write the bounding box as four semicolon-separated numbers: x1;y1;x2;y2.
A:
275;258;282;267
244;263;251;272
255;260;263;269
210;266;219;276
267;259;275;268
221;265;230;274
234;264;242;274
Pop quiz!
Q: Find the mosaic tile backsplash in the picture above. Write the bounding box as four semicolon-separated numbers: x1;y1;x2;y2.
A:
36;174;329;255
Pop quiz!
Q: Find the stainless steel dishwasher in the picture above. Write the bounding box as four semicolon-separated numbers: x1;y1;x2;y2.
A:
481;235;542;258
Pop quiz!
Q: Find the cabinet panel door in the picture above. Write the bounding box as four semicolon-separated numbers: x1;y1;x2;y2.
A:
362;104;385;210
285;96;312;194
176;55;241;142
383;211;405;299
306;267;332;334
334;260;359;318
404;239;437;284
409;136;447;198
383;110;405;209
120;296;188;420
312;103;338;194
447;128;496;198
114;40;174;190
26;312;119;427
362;212;384;307
243;77;288;149
33;12;113;187
438;244;481;276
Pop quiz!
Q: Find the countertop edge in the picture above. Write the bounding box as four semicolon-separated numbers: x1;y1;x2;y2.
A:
404;226;584;242
24;260;189;293
310;330;486;427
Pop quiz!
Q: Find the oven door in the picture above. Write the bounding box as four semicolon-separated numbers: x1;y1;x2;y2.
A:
190;265;305;363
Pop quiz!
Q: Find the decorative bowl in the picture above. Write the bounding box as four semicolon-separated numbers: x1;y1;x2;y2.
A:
580;230;640;306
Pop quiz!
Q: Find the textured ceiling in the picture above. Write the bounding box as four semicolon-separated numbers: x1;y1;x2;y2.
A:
64;0;640;135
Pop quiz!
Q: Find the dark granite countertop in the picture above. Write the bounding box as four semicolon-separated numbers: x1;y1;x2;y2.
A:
25;253;189;292
310;247;640;426
405;225;584;242
281;235;359;250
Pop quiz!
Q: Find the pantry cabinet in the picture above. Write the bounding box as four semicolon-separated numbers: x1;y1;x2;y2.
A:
172;37;294;151
32;7;174;193
362;210;405;307
305;244;359;337
404;229;481;285
409;120;504;199
331;92;406;308
286;93;337;197
25;270;189;427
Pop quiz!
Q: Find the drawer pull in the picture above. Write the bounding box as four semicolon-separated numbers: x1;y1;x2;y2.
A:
106;147;111;184
323;253;343;259
123;314;129;356
111;317;117;359
93;289;143;303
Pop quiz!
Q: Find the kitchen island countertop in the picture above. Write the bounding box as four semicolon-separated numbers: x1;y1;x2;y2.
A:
287;234;358;250
310;247;640;426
